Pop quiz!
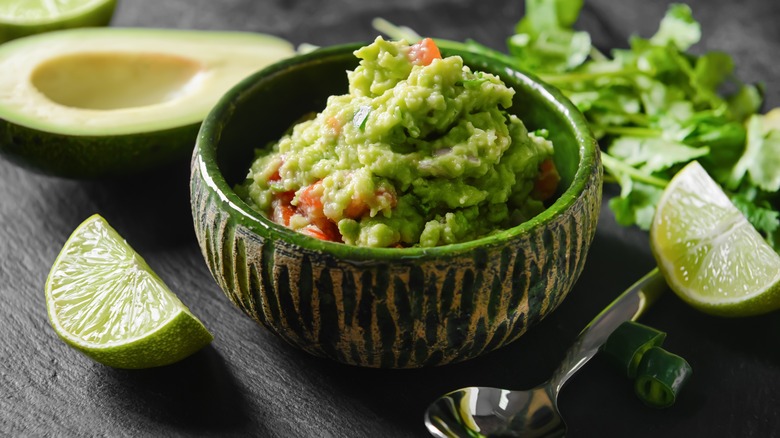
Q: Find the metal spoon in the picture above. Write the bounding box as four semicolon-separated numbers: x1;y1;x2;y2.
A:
425;268;667;438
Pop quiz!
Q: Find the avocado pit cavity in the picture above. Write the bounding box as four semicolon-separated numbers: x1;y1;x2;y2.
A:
31;52;203;110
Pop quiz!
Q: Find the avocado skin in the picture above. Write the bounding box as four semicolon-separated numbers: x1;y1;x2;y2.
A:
0;0;117;44
0;118;200;179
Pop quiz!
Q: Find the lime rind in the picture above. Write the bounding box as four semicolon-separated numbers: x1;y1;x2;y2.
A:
46;214;213;368
0;0;115;25
54;308;214;369
0;0;116;43
650;161;780;316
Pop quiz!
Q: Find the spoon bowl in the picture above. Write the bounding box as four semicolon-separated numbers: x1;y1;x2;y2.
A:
425;269;667;437
426;385;562;437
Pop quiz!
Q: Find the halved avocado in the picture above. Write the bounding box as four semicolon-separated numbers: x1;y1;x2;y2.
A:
0;27;294;178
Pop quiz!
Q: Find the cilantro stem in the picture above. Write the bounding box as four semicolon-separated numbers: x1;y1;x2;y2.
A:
371;17;421;42
603;174;619;185
539;68;639;86
589;47;609;62
601;152;669;188
600;126;662;137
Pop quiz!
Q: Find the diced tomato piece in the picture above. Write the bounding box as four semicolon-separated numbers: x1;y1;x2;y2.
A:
300;223;341;242
277;190;295;204
343;197;369;220
272;202;295;226
326;116;342;136
300;225;329;240
532;159;561;201
408;38;442;66
271;191;296;226
296;180;343;241
297;180;325;220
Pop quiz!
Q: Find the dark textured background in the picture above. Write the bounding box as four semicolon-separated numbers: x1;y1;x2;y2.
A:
2;0;779;436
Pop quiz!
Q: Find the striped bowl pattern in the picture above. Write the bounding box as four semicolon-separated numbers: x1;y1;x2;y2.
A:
191;154;601;368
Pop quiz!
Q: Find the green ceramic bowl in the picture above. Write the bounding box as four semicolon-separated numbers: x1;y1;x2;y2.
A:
190;43;602;368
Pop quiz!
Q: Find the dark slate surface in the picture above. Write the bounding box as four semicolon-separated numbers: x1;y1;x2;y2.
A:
2;0;780;436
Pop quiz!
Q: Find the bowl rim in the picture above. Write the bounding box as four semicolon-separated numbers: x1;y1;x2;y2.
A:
193;41;599;261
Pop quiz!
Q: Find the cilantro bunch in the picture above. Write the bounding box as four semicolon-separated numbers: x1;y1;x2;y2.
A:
376;0;780;251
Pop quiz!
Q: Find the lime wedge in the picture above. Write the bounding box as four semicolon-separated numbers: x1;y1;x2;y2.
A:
650;161;780;317
0;0;116;43
45;214;213;369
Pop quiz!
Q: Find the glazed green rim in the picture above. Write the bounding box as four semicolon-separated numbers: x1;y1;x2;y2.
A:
194;42;599;261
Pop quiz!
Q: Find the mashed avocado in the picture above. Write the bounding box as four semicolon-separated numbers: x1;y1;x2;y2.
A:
238;37;557;248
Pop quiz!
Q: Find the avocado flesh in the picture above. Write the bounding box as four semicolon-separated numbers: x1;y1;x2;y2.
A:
0;27;294;178
31;52;203;111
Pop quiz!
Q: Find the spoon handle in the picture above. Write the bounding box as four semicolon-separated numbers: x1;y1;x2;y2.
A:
549;267;667;395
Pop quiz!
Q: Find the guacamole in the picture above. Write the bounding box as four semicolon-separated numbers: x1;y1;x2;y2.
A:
238;37;558;248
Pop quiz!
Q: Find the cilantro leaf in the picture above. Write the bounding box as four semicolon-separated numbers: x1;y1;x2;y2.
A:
515;0;584;34
649;3;701;51
732;196;779;236
727;83;763;122
609;136;709;174
682;113;747;181
694;52;734;92
608;176;664;229
509;0;590;72
730;186;780;249
508;29;591;72
729;111;780;192
353;105;372;131
529;3;773;235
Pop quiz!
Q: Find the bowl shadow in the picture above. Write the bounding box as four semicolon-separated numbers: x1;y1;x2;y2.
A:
88;346;259;436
